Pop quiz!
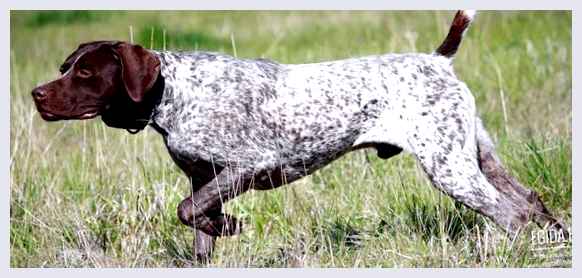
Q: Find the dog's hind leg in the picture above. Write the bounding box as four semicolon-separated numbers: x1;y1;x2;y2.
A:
407;99;537;234
411;111;567;235
475;118;568;234
413;137;529;233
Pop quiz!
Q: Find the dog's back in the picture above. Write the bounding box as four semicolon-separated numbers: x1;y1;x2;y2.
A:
151;11;477;181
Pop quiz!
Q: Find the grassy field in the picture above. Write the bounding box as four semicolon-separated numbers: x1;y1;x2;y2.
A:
10;11;571;267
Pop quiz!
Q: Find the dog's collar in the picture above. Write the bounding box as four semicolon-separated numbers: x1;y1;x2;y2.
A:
102;73;164;134
126;128;142;134
125;120;150;134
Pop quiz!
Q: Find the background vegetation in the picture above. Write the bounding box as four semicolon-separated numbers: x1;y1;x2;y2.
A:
10;11;571;267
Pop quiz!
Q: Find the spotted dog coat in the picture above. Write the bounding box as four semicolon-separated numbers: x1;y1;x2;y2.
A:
154;50;501;201
32;10;566;263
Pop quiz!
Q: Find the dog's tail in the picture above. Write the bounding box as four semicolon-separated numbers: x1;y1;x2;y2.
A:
435;10;476;58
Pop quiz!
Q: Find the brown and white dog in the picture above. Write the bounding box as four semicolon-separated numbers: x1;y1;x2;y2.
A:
32;11;567;262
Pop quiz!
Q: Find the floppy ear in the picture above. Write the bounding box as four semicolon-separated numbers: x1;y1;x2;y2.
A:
113;42;161;103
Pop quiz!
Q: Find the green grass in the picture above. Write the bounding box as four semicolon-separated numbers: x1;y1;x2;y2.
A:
10;11;571;267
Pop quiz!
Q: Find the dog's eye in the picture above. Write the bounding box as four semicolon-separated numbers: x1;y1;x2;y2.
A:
77;69;93;78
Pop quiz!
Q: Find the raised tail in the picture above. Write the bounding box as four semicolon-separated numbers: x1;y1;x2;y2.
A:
435;10;476;58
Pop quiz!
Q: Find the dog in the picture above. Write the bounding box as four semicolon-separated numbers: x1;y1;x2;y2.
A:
31;10;566;262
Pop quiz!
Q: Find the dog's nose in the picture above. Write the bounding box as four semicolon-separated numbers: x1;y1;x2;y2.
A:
31;88;47;101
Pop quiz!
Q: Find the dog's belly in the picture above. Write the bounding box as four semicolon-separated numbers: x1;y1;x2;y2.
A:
249;140;358;190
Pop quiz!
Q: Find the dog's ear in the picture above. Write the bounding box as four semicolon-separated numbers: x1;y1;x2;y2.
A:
112;42;161;103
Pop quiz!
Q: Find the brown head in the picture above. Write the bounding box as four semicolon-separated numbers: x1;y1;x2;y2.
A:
31;41;163;131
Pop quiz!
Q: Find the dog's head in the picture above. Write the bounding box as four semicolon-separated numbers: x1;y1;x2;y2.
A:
31;41;162;129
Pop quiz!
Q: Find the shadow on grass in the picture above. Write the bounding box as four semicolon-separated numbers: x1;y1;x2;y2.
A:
161;234;194;267
308;217;363;255
396;196;486;243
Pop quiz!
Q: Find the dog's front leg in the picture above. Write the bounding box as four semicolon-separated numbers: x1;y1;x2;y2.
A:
177;167;252;263
178;196;241;263
194;229;216;264
177;198;220;263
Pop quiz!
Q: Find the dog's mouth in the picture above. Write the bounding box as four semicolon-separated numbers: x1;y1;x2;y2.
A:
38;110;100;121
78;111;99;120
39;111;61;121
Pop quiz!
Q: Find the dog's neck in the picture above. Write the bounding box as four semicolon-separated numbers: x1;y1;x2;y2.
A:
148;51;202;137
100;72;165;133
